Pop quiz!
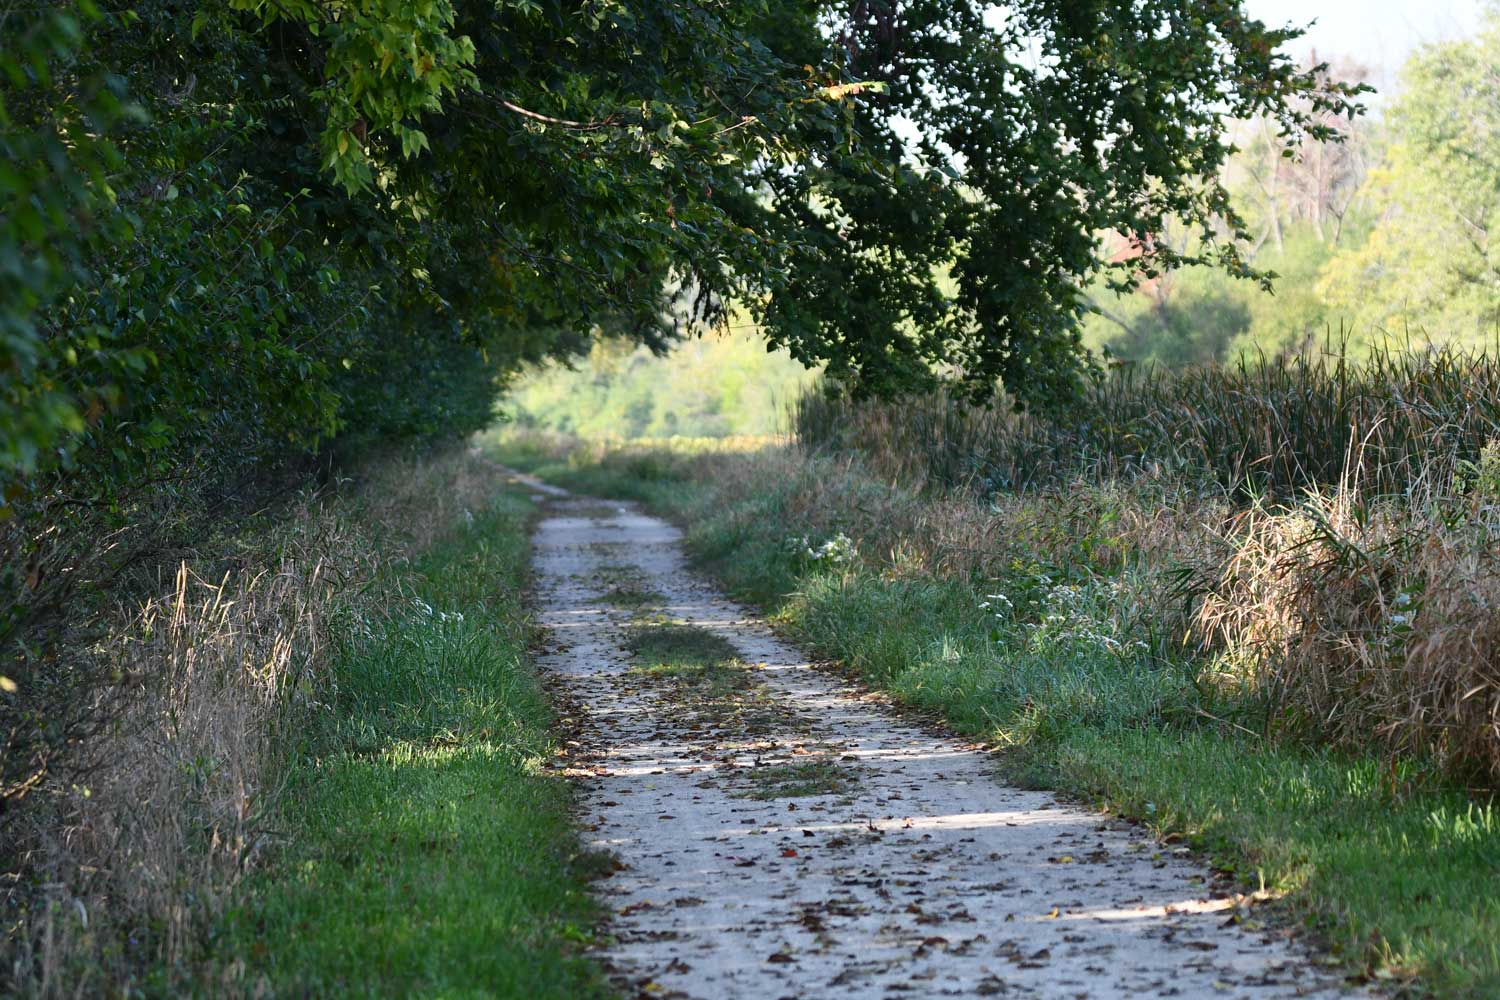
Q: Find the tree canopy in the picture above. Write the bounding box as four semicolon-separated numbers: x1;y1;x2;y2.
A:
2;0;1359;505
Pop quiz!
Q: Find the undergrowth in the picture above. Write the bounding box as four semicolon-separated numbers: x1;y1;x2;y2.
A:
2;448;606;997
216;492;607;998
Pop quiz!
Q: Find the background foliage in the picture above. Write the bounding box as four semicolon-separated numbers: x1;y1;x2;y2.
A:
505;324;816;439
1076;12;1500;366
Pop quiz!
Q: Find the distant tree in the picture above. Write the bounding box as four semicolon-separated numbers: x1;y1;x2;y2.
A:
1319;13;1500;343
1226;57;1377;254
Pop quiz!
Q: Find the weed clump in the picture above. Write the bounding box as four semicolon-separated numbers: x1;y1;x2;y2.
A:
1201;481;1500;781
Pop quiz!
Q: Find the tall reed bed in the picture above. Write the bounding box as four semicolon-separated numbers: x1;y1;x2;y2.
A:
2;447;509;995
796;345;1500;499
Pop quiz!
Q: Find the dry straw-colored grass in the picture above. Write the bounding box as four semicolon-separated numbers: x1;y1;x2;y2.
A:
773;439;1500;784
1199;485;1500;782
785;437;1500;783
3;445;509;996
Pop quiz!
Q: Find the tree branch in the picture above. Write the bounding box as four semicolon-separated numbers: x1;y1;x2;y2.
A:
496;98;620;131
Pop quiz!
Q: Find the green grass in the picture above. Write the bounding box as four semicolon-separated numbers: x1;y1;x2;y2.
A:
626;622;743;678
504;438;1500;997
624;621;805;737
487;435;695;511
625;623;757;715
593;584;665;611
744;759;852;800
217;494;609;999
582;561;665;611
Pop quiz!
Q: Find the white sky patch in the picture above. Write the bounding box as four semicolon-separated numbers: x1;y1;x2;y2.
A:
1247;0;1485;90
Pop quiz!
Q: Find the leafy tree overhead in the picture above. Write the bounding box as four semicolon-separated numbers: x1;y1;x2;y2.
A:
756;3;1363;402
3;1;1360;492
0;0;1372;537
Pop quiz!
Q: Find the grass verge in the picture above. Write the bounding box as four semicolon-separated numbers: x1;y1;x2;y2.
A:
216;491;608;998
489;432;1500;997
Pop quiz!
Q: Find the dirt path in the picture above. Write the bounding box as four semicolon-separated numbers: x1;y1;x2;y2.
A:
527;488;1367;999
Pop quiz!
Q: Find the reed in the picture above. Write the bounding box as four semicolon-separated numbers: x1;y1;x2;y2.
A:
795;343;1500;500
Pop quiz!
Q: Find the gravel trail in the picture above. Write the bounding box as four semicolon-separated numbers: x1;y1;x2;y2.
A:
526;487;1367;1000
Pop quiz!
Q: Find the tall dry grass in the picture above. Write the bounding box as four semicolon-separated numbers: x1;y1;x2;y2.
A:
2;445;510;995
779;444;1500;782
1198;471;1500;781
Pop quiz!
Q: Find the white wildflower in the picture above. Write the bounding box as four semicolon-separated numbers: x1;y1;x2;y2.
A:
806;532;857;565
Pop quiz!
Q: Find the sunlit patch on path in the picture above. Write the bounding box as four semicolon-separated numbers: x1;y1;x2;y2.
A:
527;488;1369;999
